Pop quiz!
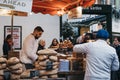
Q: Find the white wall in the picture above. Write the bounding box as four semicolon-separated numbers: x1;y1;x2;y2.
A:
0;13;60;56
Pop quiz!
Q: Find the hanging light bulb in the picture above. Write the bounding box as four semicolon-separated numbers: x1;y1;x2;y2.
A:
0;9;11;16
68;6;82;19
57;9;65;16
76;6;82;18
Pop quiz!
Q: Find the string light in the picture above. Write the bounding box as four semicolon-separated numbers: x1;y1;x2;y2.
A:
68;6;82;19
0;9;11;16
76;6;82;17
57;9;66;16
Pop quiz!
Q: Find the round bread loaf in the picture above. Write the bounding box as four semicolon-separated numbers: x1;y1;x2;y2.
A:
0;70;4;76
11;74;20;80
40;76;48;79
7;57;20;65
37;49;57;55
20;70;30;78
39;69;58;76
9;63;23;70
11;68;23;74
49;74;58;78
0;63;7;69
0;57;7;63
49;56;58;62
38;55;48;61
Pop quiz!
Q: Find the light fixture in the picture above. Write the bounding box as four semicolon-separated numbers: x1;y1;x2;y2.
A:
68;6;82;19
0;9;11;16
76;6;82;18
57;9;66;16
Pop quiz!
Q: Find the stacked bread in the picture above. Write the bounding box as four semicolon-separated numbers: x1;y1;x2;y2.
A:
35;49;59;79
0;57;7;80
7;57;24;80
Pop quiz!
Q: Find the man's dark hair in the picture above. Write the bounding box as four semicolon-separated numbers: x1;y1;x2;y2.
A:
34;26;44;32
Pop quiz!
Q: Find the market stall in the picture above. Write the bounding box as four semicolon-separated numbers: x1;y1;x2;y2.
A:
0;0;96;80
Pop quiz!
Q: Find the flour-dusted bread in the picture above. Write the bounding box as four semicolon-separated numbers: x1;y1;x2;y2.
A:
7;57;20;65
0;63;7;69
53;62;59;66
53;65;58;69
11;74;20;80
35;65;46;70
8;63;23;70
0;57;7;63
11;68;23;74
34;61;46;70
40;76;48;79
37;49;57;55
20;70;30;78
38;55;48;61
38;59;49;66
49;56;58;62
49;74;58;78
0;70;4;76
39;69;58;76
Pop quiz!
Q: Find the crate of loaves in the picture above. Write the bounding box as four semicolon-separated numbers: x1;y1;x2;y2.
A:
35;49;59;79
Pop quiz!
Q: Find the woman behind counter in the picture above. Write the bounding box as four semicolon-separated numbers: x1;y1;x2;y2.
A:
37;39;46;51
49;38;59;49
3;34;13;58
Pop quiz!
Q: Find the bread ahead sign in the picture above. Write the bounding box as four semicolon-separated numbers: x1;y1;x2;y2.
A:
0;0;33;13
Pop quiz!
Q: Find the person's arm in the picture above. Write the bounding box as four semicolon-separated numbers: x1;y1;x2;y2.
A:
23;36;38;62
111;53;119;71
73;43;88;54
3;42;9;55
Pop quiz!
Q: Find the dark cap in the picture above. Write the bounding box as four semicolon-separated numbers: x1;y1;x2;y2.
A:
96;29;109;40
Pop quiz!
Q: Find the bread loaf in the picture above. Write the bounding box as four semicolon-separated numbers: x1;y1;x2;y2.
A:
40;76;48;79
38;55;48;61
11;74;20;80
0;57;7;63
0;63;6;69
49;56;58;62
37;49;57;55
39;69;58;76
7;57;20;65
53;62;59;65
38;59;49;66
20;70;30;78
0;70;4;76
53;65;58;69
11;68;23;74
9;63;23;70
49;74;58;78
35;64;46;70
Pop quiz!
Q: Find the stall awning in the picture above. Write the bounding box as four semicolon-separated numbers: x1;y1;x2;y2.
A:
32;0;96;15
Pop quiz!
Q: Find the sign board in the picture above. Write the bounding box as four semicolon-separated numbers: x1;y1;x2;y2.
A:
0;0;33;13
68;7;82;19
4;26;22;50
82;4;111;14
